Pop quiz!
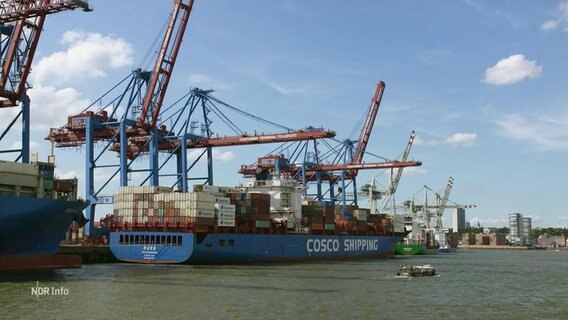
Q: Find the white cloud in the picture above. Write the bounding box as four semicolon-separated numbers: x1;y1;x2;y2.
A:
415;133;476;147
30;30;133;86
188;73;233;91
187;149;235;163
484;54;542;86
541;1;568;32
495;113;568;151
56;170;79;180
402;166;428;176
445;133;477;147
413;135;433;146
10;140;40;150
189;73;211;84
541;20;558;31
27;85;91;131
267;81;309;96
214;150;235;162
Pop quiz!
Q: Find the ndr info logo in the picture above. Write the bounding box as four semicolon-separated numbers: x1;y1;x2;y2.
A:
31;281;69;298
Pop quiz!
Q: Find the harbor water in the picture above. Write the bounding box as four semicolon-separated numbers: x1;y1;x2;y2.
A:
1;249;566;320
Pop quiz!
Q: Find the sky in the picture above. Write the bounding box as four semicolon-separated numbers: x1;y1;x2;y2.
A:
1;0;567;228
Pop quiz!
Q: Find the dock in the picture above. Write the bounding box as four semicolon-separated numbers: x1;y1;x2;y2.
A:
59;245;117;264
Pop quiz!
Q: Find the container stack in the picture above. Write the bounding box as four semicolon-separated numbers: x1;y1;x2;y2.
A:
113;186;235;229
62;221;84;244
323;202;335;231
301;202;324;231
226;191;271;228
353;208;370;222
0;160;41;198
215;203;236;227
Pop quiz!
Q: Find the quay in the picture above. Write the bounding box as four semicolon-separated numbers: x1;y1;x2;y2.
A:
59;244;117;264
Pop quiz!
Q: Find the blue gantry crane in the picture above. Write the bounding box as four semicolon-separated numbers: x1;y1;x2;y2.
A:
47;0;194;235
46;0;335;235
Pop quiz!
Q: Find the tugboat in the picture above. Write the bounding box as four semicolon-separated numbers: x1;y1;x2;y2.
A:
396;264;437;277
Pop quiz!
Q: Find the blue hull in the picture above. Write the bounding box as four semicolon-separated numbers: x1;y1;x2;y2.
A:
110;231;402;264
0;196;88;256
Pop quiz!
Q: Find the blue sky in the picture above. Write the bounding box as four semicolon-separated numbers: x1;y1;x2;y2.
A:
1;0;567;228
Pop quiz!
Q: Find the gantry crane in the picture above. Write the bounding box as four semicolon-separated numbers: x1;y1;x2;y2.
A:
238;81;421;213
352;130;416;215
45;0;194;234
45;0;335;234
397;177;475;247
351;81;385;167
402;177;476;230
0;0;90;162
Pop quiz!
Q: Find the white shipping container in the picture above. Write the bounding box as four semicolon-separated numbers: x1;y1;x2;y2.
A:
214;203;235;211
188;192;216;203
194;184;223;193
214;197;231;204
190;202;215;210
217;218;235;227
217;211;235;219
218;186;240;194
0;160;39;176
190;209;216;218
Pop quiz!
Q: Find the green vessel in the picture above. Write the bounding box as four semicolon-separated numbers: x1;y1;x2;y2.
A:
395;243;423;255
394;243;439;255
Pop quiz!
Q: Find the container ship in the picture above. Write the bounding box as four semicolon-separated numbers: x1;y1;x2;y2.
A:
110;175;405;264
0;159;88;271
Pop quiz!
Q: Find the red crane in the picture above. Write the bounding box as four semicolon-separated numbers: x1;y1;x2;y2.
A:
237;81;415;181
108;128;336;159
351;81;385;165
239;155;421;182
0;0;91;23
136;0;193;131
0;0;90;107
46;0;193;147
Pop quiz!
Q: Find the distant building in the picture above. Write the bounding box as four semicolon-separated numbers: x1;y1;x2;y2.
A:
461;232;507;246
509;213;532;246
452;208;466;233
537;234;567;248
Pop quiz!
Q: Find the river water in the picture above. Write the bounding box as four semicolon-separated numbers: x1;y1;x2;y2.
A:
1;249;566;320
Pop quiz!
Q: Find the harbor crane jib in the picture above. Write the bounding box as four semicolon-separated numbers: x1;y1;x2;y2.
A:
238;82;421;207
0;0;90;162
45;0;194;235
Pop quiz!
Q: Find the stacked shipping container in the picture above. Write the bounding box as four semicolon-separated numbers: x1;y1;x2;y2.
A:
225;191;271;229
113;185;275;231
111;184;394;236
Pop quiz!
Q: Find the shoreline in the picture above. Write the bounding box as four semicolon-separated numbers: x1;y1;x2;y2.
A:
458;245;567;251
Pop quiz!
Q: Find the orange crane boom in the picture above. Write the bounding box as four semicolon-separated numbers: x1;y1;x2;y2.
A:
109;128;336;159
0;0;91;107
136;0;194;130
0;0;91;23
351;81;385;165
186;129;335;148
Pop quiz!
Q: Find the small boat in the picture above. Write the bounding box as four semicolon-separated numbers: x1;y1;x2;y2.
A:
396;264;437;277
438;244;457;253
